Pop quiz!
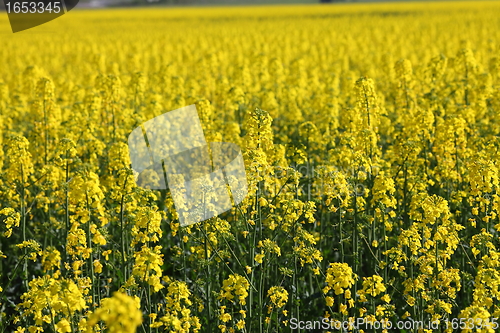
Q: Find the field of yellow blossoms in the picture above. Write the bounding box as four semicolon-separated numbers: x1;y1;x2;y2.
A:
1;1;500;332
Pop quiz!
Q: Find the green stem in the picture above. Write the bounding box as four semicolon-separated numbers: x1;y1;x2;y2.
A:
20;164;28;291
64;154;70;278
86;192;95;310
120;192;127;283
203;217;212;333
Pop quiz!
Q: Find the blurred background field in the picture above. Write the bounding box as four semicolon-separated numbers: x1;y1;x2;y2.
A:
2;1;500;333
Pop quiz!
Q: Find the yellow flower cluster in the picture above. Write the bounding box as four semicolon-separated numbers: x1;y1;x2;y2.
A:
17;275;87;333
267;286;288;308
220;274;250;306
0;207;20;238
87;292;142;333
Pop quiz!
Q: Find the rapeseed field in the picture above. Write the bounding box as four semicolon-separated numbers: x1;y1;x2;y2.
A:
1;1;500;332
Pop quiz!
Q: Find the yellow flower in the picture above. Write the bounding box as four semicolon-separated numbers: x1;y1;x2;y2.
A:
6;135;34;183
41;246;61;272
102;250;112;261
16;240;42;261
93;260;103;274
267;286;288;308
220;274;250;305
236;320;245;330
380;294;391;303
131;245;164;292
361;275;386;297
1;208;20;238
55;319;71;333
87;292;142;333
255;253;265;264
220;312;231;323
